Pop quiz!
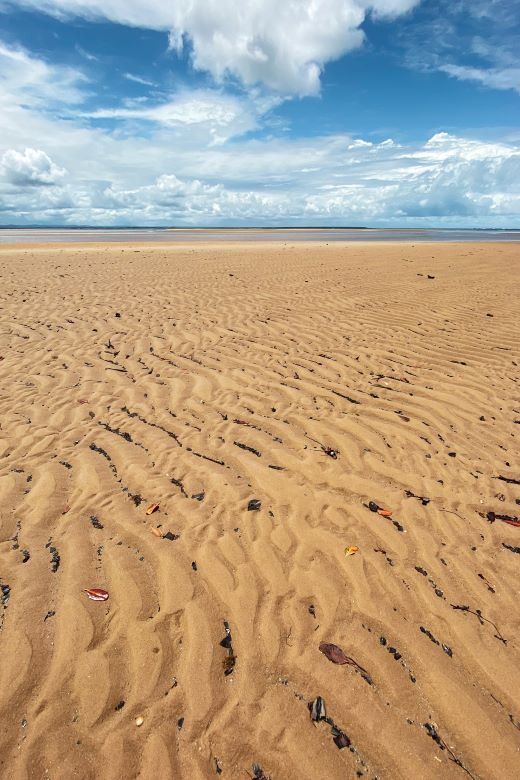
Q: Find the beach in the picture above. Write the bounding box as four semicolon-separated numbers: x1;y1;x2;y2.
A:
0;239;519;779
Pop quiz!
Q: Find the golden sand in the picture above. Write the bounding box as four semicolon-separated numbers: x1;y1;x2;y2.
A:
0;240;519;779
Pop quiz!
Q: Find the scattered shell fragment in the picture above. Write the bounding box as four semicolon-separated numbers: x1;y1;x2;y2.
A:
344;545;359;556
84;588;109;602
135;716;144;727
146;503;159;515
150;526;163;538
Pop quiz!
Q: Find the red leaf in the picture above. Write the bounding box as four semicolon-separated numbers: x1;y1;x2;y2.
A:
84;588;109;601
319;642;349;665
503;519;520;527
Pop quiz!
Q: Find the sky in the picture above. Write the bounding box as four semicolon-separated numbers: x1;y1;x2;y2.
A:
0;0;519;227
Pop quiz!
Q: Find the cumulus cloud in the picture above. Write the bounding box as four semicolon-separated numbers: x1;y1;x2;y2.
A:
1;132;518;226
1;148;67;186
3;0;420;94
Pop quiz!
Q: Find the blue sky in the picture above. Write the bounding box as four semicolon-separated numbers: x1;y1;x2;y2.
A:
0;0;519;226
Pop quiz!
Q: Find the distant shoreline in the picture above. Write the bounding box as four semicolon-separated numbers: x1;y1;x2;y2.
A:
1;226;519;246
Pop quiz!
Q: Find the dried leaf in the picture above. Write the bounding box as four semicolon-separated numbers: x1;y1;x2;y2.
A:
319;642;349;665
503;519;520;527
62;505;70;515
84;588;109;602
344;545;359;556
378;508;393;517
146;503;159;515
150;526;163;538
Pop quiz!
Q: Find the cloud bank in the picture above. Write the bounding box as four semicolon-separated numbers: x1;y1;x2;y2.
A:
1;132;518;226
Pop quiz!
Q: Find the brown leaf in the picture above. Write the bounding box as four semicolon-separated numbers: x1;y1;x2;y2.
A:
146;503;159;515
84;588;109;601
150;526;163;538
319;642;349;665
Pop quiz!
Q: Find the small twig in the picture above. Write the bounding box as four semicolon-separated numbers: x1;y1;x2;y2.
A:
440;508;466;521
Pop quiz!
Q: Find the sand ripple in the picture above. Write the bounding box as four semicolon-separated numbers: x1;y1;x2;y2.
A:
0;241;519;779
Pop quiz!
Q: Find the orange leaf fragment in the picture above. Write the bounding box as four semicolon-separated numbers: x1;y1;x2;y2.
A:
378;508;393;517
146;503;159;515
344;545;359;556
150;526;163;538
84;588;109;601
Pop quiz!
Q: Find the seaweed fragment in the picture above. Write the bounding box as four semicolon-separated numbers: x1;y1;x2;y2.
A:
308;697;352;750
1;582;10;609
494;475;520;485
90;515;104;529
46;542;60;572
220;621;236;675
502;543;520;554
420;626;452;656
405;489;430;505
423;723;475;779
251;764;271;780
234;441;262;457
450;604;507;644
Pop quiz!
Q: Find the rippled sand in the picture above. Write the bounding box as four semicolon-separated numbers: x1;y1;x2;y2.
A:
0;241;519;779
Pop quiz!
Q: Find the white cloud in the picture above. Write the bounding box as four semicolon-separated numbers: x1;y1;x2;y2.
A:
0;30;518;227
123;72;157;87
3;0;420;95
87;89;279;144
0;40;87;107
440;64;520;95
396;0;520;95
1;131;518;226
1;147;67;186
